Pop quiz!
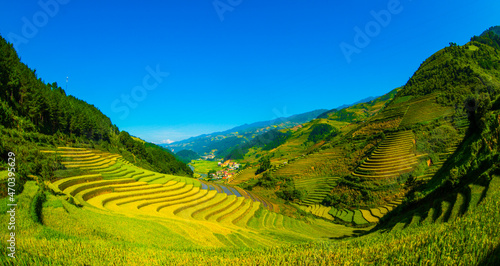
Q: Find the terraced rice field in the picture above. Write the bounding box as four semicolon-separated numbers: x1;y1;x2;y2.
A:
389;177;496;232
353;130;418;179
359;198;403;223
304;204;333;219
300;200;404;225
303;204;368;225
56;147;122;171
398;95;454;127
274;147;349;179
44;147;361;246
294;176;340;205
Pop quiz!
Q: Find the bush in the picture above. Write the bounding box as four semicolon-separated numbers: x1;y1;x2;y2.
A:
257;172;276;188
308;124;339;143
30;189;46;224
276;188;304;201
322;193;341;207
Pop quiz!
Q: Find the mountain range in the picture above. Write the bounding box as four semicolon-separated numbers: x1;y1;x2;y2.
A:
164;97;380;156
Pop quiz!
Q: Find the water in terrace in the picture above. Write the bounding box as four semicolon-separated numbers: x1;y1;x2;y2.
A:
200;182;242;197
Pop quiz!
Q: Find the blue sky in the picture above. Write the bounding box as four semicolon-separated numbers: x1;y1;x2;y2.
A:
0;1;499;143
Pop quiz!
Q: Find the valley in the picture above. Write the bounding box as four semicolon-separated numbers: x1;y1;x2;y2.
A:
1;20;500;265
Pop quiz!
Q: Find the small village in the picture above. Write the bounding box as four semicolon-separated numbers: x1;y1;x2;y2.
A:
209;160;241;180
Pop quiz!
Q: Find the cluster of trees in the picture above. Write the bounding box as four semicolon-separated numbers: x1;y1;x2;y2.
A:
307;123;339;143
0;39;117;141
255;157;271;175
0;126;65;194
253;172;304;202
473;27;500;50
401;34;500;109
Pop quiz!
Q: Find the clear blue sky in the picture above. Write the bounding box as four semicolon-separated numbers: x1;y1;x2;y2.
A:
1;1;499;143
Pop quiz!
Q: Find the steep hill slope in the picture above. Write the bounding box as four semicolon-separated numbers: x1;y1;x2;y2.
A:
236;30;500;222
226;88;399;165
317;88;399;121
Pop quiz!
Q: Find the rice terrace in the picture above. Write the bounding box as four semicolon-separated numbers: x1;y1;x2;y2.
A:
1;2;500;265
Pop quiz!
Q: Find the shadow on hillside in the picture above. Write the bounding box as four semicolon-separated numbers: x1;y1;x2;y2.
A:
327;229;370;240
369;125;493;232
478;243;500;266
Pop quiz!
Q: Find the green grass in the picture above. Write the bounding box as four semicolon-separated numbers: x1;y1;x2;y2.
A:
8;174;499;265
0;170;9;181
189;160;223;175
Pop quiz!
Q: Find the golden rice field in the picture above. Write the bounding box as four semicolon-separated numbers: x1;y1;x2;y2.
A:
353;130;418;180
37;147;362;248
298;197;404;225
294;176;339;205
1;173;498;265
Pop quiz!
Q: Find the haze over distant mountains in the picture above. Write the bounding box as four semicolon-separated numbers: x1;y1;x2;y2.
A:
170;96;378;144
162;109;326;155
162;96;380;156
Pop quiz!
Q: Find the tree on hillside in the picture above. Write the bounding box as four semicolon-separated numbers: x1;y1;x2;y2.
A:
255;157;271;175
465;93;492;130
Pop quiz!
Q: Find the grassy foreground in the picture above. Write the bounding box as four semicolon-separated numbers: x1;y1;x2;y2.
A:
0;175;498;265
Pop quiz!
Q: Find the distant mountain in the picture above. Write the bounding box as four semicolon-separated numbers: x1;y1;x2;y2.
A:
225;88;399;162
163;109;327;155
180;109;327;142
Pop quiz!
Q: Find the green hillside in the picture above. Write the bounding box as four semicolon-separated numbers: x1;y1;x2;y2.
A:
228;30;500;232
318;87;400;122
175;149;200;164
0;35;193;196
230;87;399;168
480;25;500;37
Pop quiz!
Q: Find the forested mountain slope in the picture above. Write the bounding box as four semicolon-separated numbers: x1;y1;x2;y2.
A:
0;35;193;194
